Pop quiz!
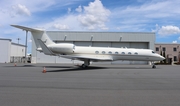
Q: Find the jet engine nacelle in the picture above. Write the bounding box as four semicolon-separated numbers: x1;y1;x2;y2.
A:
49;43;75;54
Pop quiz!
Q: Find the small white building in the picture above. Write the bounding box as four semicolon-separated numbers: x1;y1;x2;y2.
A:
0;38;26;63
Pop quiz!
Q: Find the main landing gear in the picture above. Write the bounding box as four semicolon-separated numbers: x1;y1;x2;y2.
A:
81;60;90;68
151;61;156;69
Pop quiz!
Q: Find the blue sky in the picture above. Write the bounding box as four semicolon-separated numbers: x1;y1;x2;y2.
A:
0;0;180;53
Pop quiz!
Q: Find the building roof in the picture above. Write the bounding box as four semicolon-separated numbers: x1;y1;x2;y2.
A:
0;38;12;41
11;42;26;47
155;43;180;45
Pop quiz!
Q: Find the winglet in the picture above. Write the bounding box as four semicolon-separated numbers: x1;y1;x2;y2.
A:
37;39;55;55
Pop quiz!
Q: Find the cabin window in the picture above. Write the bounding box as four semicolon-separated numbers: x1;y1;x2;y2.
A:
121;52;125;54
128;52;131;55
134;52;138;55
108;51;112;54
102;51;106;54
95;51;99;54
152;51;155;54
115;52;119;54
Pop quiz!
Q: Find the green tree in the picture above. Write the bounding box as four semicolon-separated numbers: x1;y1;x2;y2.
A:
160;51;163;63
163;51;166;63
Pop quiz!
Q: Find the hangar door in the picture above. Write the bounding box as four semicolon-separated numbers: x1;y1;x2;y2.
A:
112;42;148;49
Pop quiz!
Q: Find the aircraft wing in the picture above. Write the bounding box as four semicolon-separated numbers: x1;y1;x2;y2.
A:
61;54;113;61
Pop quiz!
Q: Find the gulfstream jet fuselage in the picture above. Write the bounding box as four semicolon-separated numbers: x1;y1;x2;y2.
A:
11;25;165;68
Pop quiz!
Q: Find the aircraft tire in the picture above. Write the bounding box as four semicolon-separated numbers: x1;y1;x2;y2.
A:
81;64;87;68
152;65;156;69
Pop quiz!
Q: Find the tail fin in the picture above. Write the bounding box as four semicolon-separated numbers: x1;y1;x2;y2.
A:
11;25;55;47
37;39;55;55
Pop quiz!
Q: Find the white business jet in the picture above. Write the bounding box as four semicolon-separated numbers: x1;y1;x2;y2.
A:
11;25;165;68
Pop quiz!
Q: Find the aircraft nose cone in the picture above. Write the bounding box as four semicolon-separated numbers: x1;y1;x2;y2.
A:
160;56;165;60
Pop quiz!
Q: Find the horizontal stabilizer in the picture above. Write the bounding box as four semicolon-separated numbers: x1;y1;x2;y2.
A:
11;25;44;32
37;39;55;55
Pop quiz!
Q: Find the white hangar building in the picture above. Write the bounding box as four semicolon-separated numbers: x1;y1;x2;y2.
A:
31;31;155;65
0;38;26;63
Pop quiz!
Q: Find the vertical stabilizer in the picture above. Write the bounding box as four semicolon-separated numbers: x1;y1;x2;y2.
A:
11;25;55;48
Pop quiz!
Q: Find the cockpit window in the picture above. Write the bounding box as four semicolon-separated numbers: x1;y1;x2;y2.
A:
152;51;155;54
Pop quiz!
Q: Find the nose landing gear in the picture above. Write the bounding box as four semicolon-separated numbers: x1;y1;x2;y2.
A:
81;59;90;68
151;61;156;69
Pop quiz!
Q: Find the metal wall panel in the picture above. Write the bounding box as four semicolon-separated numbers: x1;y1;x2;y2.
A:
130;42;148;49
92;42;111;47
74;41;92;46
111;42;130;48
11;44;25;56
0;40;11;63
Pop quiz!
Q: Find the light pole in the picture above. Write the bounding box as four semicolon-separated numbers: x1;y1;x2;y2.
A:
17;38;21;44
25;31;28;62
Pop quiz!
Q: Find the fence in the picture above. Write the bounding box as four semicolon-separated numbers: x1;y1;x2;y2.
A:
10;56;31;63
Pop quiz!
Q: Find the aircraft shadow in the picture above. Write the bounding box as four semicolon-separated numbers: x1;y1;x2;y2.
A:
46;66;106;72
46;66;153;72
107;67;153;69
4;65;36;67
4;65;72;68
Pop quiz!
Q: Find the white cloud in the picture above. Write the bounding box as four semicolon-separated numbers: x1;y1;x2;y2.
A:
75;5;82;13
68;8;71;13
110;0;180;32
178;37;180;40
53;23;69;30
158;25;180;36
77;0;110;30
152;24;160;32
28;39;32;42
172;40;177;43
12;4;31;16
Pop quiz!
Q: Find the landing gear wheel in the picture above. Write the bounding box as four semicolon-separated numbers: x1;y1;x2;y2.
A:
152;65;156;69
81;64;87;68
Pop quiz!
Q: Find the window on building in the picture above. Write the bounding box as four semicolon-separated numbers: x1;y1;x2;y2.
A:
128;52;131;55
162;47;166;51
173;47;177;51
156;47;159;51
174;56;177;61
108;51;112;54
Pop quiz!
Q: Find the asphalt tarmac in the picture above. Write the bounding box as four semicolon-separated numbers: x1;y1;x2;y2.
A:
0;63;180;106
